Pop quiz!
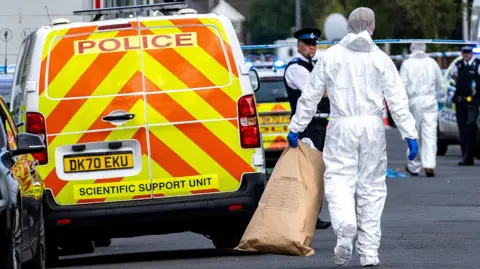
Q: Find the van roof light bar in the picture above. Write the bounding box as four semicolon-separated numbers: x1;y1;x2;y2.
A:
73;1;188;21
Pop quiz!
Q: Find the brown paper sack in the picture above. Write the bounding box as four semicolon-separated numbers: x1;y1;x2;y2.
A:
235;141;325;256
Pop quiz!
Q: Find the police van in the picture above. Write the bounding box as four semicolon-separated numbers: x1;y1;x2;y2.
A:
9;1;265;265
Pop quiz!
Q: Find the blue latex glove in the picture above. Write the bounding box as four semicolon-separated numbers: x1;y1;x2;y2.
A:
407;139;418;161
438;102;445;111
287;131;299;148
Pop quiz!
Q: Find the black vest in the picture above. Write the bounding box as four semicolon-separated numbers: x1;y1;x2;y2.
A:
455;58;480;99
283;57;330;117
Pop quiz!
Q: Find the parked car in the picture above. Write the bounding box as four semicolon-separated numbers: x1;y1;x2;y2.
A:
0;95;47;269
437;56;480;158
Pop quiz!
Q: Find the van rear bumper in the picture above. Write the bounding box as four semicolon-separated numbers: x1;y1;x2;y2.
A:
44;173;266;239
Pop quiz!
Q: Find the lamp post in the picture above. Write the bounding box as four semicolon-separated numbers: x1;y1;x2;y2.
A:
3;31;8;70
209;0;215;11
463;0;469;40
295;0;301;31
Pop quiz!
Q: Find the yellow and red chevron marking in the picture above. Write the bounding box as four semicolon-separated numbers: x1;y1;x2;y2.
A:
263;136;288;151
38;18;256;205
256;102;291;114
260;126;289;152
256;102;291;152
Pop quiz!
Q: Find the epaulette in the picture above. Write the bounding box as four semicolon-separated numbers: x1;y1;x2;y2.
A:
289;57;300;64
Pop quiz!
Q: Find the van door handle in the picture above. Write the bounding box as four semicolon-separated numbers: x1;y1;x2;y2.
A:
102;113;135;122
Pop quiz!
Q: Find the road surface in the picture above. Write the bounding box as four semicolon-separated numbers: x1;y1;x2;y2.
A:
55;129;480;269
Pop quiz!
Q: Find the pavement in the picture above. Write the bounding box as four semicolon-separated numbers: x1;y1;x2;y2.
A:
55;128;480;269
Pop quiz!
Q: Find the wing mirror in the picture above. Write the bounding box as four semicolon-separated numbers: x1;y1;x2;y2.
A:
249;69;260;92
9;133;46;157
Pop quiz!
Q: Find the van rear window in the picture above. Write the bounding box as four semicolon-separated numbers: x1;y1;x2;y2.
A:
255;77;289;103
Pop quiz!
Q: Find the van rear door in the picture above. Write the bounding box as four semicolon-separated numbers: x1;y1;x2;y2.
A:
138;17;257;198
39;21;152;205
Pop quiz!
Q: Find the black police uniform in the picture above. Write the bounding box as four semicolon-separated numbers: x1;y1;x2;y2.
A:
453;55;480;165
284;28;331;230
284;57;330;151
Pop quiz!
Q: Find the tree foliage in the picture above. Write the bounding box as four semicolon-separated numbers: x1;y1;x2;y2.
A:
247;0;463;54
246;0;322;44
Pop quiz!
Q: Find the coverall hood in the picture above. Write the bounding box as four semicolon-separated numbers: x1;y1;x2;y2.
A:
339;31;379;52
410;50;428;59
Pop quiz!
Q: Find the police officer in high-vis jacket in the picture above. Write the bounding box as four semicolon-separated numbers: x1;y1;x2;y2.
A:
284;27;331;230
450;45;480;166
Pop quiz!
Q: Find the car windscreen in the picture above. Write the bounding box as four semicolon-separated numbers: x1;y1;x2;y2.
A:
255;78;289;103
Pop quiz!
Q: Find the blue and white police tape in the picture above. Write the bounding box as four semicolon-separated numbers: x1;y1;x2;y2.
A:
245;50;461;62
0;65;16;74
241;39;480;50
245;60;286;69
389;51;462;60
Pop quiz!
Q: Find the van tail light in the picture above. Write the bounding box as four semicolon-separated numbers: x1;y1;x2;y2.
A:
26;112;48;165
56;219;71;225
238;95;261;149
229;204;244;211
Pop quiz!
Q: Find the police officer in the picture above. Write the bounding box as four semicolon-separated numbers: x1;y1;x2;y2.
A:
284;27;331;230
450;45;480;166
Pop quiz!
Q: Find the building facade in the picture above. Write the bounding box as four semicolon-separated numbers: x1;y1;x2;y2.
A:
0;0;94;69
0;0;249;71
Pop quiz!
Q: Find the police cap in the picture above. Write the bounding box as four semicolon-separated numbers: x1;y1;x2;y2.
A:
294;28;321;45
461;45;473;53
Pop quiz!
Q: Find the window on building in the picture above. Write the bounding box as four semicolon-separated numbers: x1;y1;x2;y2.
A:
288;48;294;57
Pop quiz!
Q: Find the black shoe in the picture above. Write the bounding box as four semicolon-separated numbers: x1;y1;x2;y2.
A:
405;166;418;176
458;160;474;166
425;168;435;177
316;218;331;229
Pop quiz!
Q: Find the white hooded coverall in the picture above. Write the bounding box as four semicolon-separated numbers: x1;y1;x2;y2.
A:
288;8;418;267
400;43;445;173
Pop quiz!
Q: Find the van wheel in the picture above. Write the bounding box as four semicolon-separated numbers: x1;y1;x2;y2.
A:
94;238;112;247
211;233;242;249
45;233;59;268
59;240;94;256
437;139;448;156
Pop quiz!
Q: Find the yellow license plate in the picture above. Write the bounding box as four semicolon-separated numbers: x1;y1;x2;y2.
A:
63;151;134;173
259;115;290;125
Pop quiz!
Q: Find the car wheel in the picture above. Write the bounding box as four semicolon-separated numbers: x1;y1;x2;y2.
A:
6;205;22;269
437;139;448;156
211;233;242;249
24;206;46;269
